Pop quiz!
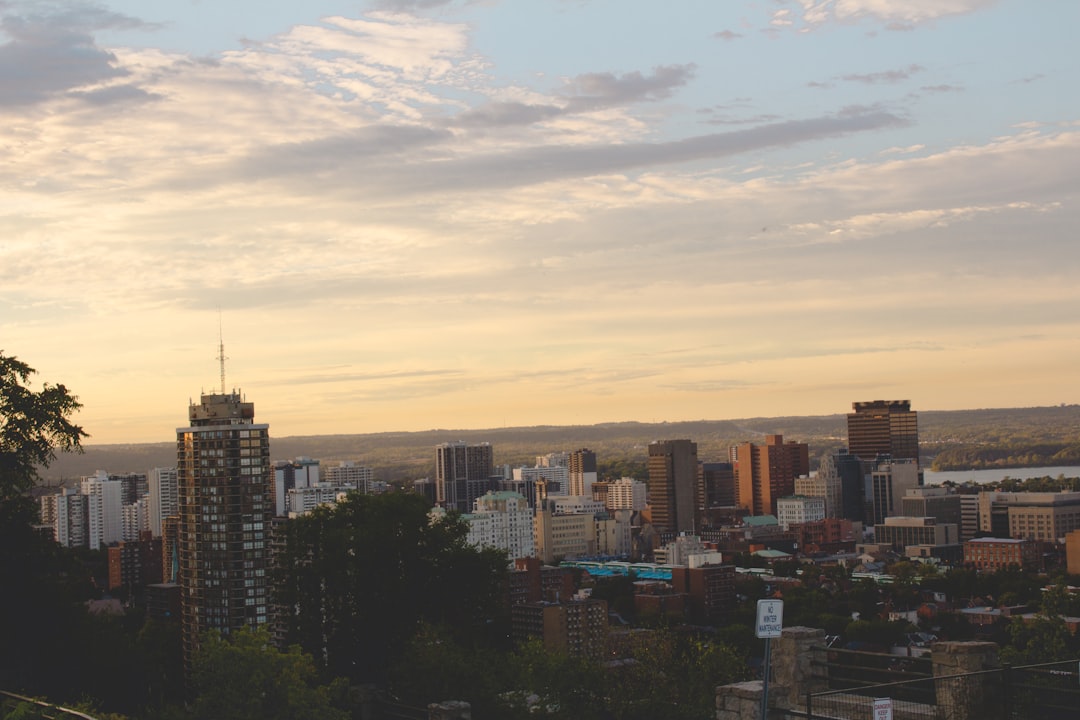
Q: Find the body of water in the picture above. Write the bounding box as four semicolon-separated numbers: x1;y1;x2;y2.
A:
923;465;1080;485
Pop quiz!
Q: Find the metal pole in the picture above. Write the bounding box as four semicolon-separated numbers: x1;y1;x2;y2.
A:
760;637;772;720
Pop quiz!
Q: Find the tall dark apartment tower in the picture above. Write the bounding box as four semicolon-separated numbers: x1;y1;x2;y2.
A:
701;462;736;508
177;392;271;674
731;434;810;517
435;441;494;512
647;439;700;534
568;448;598;497
847;400;919;465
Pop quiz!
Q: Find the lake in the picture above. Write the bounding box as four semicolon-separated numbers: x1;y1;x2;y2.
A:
923;465;1080;486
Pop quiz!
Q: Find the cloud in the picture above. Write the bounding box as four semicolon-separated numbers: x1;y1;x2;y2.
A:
370;0;461;11
713;30;743;41
773;0;997;31
561;64;697;110
0;5;148;106
919;83;964;93
841;64;923;84
229;109;907;198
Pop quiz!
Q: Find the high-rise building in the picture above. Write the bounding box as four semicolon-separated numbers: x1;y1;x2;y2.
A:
463;490;535;562
776;495;826;530
647;439;701;534
435;441;494;512
272;457;320;517
177;391;271;672
847;400;919;465
148;467;178;538
39;487;87;548
812;449;869;522
568;448;598;497
730;435;810;517
867;458;920;525
701;462;736;509
324;461;373;494
81;471;123;550
607;477;647;511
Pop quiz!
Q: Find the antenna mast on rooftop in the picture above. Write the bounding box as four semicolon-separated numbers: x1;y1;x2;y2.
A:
217;313;228;394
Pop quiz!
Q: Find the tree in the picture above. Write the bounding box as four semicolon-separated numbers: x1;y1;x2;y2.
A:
190;627;349;720
0;352;87;502
0;354;90;698
274;492;509;684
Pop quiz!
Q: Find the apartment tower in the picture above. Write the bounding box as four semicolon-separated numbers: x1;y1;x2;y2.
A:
646;439;701;534
730;434;810;517
435;441;494;513
177;391;271;673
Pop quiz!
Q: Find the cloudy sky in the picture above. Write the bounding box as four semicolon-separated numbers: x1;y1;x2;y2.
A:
2;0;1077;445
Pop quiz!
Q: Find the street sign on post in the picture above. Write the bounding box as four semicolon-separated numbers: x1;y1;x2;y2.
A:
756;599;784;638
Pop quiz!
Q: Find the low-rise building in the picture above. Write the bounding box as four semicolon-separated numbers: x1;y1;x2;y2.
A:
511;598;608;659
964;537;1040;571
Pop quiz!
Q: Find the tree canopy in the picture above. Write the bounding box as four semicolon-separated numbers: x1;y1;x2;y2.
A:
274;491;509;684
0;352;87;502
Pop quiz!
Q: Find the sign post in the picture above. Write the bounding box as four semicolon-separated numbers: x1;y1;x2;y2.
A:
756;599;784;719
873;697;893;720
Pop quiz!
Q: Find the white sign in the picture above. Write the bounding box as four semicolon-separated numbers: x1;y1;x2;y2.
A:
755;599;784;638
873;697;893;720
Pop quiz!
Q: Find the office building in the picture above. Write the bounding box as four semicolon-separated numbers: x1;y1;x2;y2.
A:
647;439;701;533
874;516;959;551
568;448;598;497
702;462;736;509
776;495;826;531
534;500;596;563
513;464;569;498
731;435;810;517
177;391;271;671
901;487;962;529
436;441;495;512
978;491;1080;542
867;458;920;525
847;400;919;465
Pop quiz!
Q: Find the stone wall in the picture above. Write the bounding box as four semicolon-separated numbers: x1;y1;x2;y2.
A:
715;629;1003;720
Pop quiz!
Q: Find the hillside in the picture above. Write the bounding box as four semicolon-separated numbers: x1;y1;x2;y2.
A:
37;405;1080;485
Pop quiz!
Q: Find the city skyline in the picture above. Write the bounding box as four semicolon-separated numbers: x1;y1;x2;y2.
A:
2;0;1078;444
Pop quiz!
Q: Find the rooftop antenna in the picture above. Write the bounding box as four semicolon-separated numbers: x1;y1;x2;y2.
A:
217;312;228;394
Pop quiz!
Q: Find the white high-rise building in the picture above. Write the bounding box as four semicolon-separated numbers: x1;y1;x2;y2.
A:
464;491;535;562
286;483;354;516
552;496;605;516
776;495;826;530
81;471;123;550
273;457;321;517
514;465;569;496
607;477;647;511
148;467;178;537
324;461;374;493
795;470;841;519
40;487;87;548
122;497;151;540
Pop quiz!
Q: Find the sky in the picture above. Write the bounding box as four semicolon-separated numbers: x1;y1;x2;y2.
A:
2;0;1078;445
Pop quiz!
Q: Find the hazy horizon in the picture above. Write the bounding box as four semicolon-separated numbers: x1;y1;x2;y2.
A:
3;0;1077;444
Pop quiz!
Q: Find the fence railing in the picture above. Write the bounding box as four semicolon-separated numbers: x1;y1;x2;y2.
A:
805;659;1080;720
0;691;102;720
